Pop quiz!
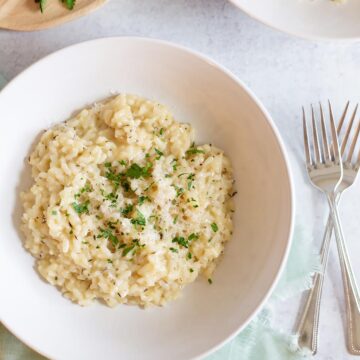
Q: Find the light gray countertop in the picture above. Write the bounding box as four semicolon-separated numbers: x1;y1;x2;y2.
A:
1;1;360;359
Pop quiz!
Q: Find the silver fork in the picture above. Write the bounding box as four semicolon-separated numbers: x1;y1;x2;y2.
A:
299;102;360;355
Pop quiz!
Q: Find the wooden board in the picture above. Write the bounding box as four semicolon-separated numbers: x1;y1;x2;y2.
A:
0;0;107;31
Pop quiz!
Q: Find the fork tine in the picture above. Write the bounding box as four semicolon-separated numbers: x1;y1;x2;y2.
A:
328;100;341;161
311;105;321;163
320;102;331;161
347;117;360;163
337;100;350;135
302;107;312;166
340;104;358;156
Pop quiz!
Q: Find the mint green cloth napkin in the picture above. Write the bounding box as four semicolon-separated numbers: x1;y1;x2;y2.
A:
0;77;319;359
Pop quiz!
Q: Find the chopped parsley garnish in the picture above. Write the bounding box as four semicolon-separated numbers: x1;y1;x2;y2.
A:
188;233;199;241
75;183;93;198
187;173;195;190
159;128;164;135
51;210;57;215
172;236;188;248
104;162;112;168
103;192;118;207
171;159;178;171
186;145;205;156
187;252;192;260
122;239;144;257
211;223;219;232
131;209;146;227
121;204;134;216
126;162;152;179
169;247;179;253
119;160;127;166
105;167;123;190
62;0;76;10
36;0;76;12
138;196;150;205
173;185;184;198
172;233;199;249
97;228;119;247
122;244;136;257
173;215;178;224
107;259;113;264
154;148;164;160
72;200;90;215
208;278;213;285
190;268;194;273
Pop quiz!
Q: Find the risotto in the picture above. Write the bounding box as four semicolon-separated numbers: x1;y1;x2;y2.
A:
21;94;235;307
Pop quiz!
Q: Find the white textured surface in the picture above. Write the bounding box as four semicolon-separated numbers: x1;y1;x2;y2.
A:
0;1;360;359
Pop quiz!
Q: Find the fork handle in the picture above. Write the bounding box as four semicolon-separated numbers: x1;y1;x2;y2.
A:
327;193;360;355
296;209;333;354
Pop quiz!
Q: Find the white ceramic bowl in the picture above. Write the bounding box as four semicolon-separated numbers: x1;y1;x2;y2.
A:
230;0;360;40
0;37;294;360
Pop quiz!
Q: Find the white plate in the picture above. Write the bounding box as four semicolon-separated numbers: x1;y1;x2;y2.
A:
230;0;360;40
0;37;294;360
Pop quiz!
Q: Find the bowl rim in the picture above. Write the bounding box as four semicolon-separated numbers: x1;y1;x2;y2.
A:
0;36;295;360
228;0;360;42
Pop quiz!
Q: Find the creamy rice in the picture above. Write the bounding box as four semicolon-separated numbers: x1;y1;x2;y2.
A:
21;94;235;307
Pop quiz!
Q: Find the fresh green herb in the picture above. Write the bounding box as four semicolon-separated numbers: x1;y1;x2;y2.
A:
189;268;194;273
208;278;213;285
131;209;146;227
171;159;178;171
37;0;75;13
75;183;93;198
145;153;150;158
122;244;136;257
72;200;90;215
122;239;144;257
169;247;178;253
188;233;199;241
159;128;164;135
51;210;57;215
173;215;178;224
107;259;113;264
165;174;171;178
103;192;118;207
154;148;163;160
105;167;123;190
187;173;195;190
104;162;112;168
35;0;46;12
62;0;75;10
186;146;205;156
172;185;184;198
97;228;119;247
172;236;188;248
121;204;133;216
211;222;218;233
138;195;150;205
119;160;127;166
126;162;152;179
187;252;192;260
